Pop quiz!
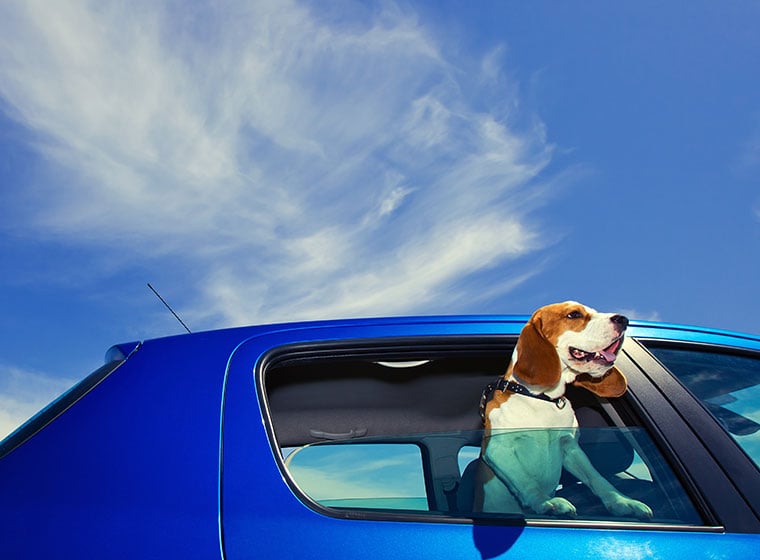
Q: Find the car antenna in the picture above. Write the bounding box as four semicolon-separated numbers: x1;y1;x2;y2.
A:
147;282;192;334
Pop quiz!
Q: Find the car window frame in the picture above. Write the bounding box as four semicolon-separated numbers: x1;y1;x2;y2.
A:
641;342;760;465
255;335;734;532
621;337;760;531
0;344;139;461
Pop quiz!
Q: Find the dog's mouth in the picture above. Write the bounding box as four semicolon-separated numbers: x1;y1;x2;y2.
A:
569;336;623;365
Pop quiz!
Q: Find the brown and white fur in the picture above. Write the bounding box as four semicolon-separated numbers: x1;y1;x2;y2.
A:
475;301;652;519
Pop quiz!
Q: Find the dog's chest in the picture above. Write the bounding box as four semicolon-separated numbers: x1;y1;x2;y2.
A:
487;394;578;431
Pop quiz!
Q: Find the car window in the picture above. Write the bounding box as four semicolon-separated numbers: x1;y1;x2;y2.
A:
263;343;705;528
284;443;428;510
284;428;702;526
643;345;760;470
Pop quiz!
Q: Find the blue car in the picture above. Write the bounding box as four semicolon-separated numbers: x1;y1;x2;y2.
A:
1;315;759;558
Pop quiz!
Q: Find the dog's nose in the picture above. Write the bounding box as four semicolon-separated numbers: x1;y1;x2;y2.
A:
611;314;629;329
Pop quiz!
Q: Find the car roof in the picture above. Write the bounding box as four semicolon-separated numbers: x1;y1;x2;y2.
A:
117;314;760;357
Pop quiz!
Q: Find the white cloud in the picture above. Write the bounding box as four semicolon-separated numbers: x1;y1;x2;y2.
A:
0;0;558;327
0;364;76;441
620;309;662;323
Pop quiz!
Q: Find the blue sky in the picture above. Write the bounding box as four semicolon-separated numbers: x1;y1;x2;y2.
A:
1;1;759;439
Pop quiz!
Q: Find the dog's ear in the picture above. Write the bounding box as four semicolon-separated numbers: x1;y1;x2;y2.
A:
512;319;562;388
574;366;627;398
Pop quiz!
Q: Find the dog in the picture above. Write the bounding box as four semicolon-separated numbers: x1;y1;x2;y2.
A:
474;301;653;519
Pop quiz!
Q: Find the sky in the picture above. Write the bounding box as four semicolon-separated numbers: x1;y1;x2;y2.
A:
1;0;759;440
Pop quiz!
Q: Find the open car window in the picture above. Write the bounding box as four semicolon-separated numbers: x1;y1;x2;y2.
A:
261;340;706;528
282;429;702;526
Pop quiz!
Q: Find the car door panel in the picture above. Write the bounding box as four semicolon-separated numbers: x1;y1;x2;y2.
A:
220;321;758;559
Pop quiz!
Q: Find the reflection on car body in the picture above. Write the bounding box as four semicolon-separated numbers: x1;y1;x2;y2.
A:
1;315;759;558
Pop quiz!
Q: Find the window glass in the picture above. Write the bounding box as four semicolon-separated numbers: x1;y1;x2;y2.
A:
645;346;760;469
285;443;428;510
284;428;702;526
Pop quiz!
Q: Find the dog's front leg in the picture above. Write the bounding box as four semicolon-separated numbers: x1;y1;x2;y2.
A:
561;436;653;519
483;437;576;517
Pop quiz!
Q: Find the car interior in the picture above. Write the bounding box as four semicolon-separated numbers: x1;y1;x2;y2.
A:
262;338;703;526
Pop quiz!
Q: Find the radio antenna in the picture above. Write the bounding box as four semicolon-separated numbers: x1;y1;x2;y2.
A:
147;282;192;334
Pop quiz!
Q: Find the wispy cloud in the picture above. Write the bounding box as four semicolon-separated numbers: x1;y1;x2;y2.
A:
286;443;426;501
619;308;662;323
0;364;76;441
732;114;760;178
0;0;558;327
732;112;760;224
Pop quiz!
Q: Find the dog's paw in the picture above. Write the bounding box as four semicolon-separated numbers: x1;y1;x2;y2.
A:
538;497;577;517
606;496;653;519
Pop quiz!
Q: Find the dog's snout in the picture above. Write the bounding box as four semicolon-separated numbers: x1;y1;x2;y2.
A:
611;314;629;329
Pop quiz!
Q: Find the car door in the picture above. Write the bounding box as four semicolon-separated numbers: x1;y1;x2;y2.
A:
220;319;759;559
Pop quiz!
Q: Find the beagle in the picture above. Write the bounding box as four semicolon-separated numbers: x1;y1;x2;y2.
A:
475;301;653;519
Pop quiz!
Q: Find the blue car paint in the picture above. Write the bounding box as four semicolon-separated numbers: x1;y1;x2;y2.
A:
0;329;246;558
220;318;760;559
626;320;760;351
0;316;758;559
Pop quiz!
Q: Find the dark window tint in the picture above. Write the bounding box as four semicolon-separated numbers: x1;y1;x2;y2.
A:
645;345;760;469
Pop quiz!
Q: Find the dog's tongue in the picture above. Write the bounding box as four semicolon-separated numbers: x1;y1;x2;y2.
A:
599;349;617;362
598;339;622;362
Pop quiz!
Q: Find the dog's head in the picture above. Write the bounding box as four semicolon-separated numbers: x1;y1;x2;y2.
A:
511;301;628;398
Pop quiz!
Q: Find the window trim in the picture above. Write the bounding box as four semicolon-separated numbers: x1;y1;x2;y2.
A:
0;348;138;461
622;338;760;531
634;340;760;503
255;336;728;532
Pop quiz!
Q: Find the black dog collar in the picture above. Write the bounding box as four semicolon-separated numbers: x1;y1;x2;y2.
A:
480;378;567;423
501;379;567;408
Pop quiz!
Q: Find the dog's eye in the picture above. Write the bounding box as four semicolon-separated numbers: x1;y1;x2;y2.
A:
566;310;584;319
